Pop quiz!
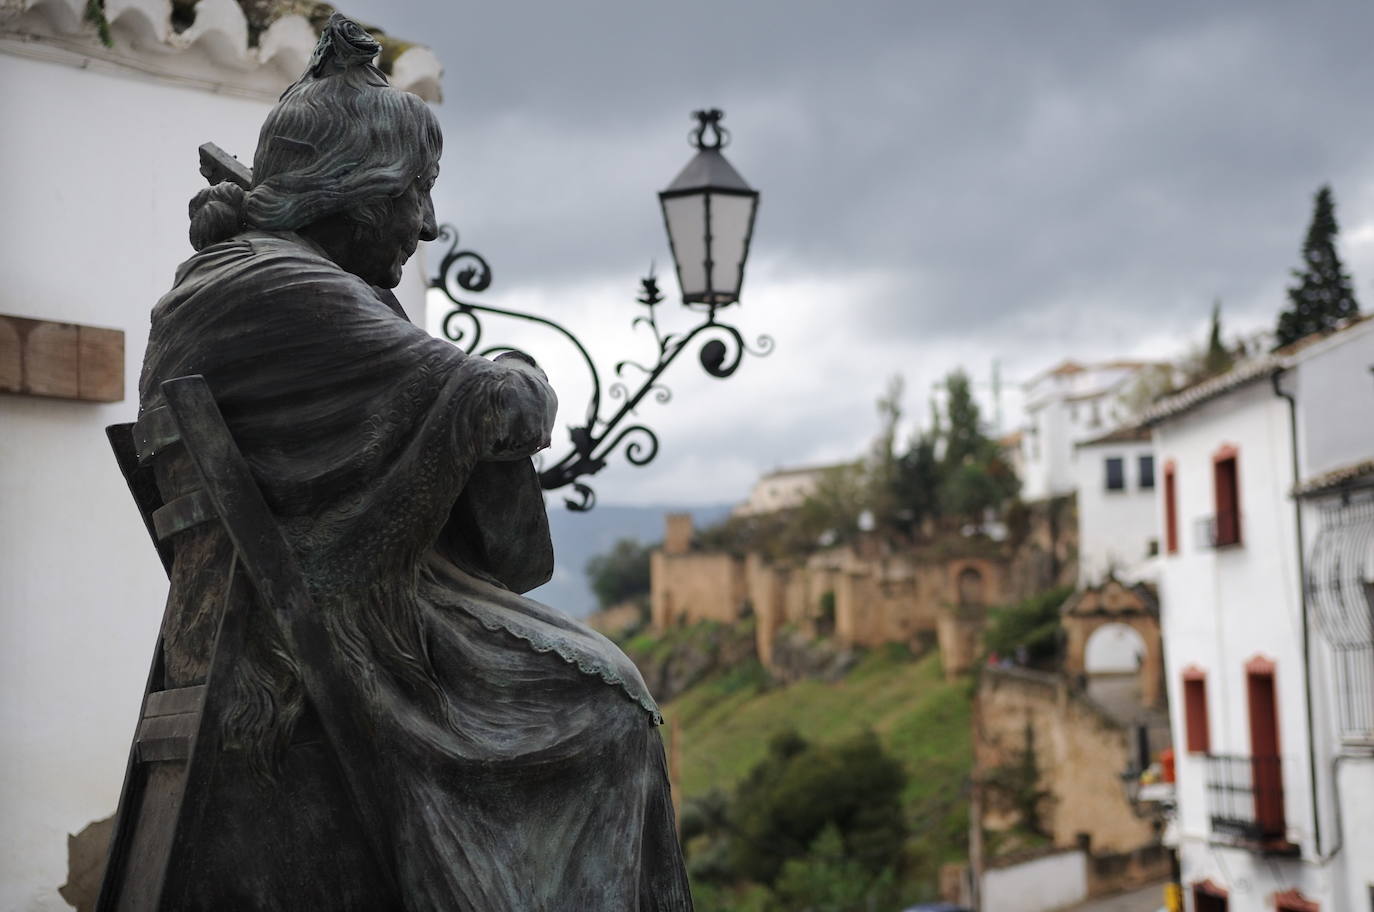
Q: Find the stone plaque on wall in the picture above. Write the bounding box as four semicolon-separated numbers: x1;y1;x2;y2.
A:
0;314;124;402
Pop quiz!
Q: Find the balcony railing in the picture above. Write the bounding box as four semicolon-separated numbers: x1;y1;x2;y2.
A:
1205;753;1285;842
1194;512;1242;549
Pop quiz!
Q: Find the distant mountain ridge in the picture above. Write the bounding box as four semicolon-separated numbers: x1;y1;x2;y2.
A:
528;502;732;618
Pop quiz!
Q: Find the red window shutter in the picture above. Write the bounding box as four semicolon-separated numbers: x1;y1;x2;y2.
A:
1273;888;1319;911
1183;668;1209;753
1246;656;1284;837
1192;880;1229;911
1212;446;1241;547
1164;461;1178;554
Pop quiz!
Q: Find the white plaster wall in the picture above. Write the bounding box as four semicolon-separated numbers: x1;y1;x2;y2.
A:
1290;319;1374;480
736;470;824;516
1333;755;1374;912
1076;439;1159;587
1021;398;1072;502
1020;403;1051;502
1160;339;1374;908
1021;363;1143;503
1154;382;1309;848
1044;398;1076;498
1177;839;1336;912
981;849;1088;912
0;51;431;911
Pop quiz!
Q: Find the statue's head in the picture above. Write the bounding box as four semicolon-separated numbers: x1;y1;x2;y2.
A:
190;15;442;288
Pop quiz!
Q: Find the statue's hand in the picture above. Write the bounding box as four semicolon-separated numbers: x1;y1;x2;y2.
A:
494;350;545;377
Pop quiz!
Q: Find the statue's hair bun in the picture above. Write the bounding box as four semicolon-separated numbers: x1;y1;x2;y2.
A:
188;181;246;251
305;13;383;80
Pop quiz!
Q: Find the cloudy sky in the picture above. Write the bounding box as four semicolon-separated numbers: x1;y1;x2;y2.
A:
348;0;1374;508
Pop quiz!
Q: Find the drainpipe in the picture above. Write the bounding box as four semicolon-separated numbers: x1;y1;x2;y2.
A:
1270;369;1322;855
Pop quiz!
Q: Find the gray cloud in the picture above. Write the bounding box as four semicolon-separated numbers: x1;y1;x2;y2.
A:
357;0;1374;505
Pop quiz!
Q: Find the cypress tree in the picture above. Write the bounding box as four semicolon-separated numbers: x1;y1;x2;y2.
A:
1202;299;1233;378
1276;185;1360;348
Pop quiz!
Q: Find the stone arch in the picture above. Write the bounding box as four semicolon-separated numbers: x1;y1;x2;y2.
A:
1062;580;1164;706
946;557;1001;613
1084;622;1147;674
957;566;985;609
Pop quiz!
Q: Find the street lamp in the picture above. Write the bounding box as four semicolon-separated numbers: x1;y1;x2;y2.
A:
659;109;760;309
431;108;771;511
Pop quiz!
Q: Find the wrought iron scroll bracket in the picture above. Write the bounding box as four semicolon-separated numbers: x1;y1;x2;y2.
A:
429;224;773;511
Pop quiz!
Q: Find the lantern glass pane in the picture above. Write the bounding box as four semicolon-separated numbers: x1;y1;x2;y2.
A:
707;193;754;301
663;194;708;299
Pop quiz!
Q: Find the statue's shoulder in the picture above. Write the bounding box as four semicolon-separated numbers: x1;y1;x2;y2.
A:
156;232;373;328
181;230;350;283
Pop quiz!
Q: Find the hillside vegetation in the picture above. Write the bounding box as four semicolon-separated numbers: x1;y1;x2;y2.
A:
649;627;974;908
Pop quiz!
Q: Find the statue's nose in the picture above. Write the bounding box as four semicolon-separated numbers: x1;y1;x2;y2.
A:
420;194;438;242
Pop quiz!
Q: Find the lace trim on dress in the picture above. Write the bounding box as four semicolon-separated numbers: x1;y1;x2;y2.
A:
470;615;664;725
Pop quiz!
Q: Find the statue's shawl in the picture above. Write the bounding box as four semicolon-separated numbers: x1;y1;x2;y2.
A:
136;232;689;909
140;230;659;722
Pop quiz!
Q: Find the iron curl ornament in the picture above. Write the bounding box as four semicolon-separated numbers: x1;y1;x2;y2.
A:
429;228;772;511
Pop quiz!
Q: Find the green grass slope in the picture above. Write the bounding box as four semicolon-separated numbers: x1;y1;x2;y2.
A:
663;644;974;899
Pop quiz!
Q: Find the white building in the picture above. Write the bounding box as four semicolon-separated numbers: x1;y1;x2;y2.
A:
1074;425;1160;588
1145;317;1374;912
0;3;439;908
1020;359;1167;503
732;462;848;517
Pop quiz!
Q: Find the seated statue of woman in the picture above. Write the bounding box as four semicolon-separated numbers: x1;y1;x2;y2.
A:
136;15;690;911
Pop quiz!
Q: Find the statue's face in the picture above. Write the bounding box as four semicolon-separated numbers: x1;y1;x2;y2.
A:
363;163;439;289
320;162;438;289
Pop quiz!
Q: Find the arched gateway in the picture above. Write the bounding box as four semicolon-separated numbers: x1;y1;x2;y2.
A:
1062;579;1164;707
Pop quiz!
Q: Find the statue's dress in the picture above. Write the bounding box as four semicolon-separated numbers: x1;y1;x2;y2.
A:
138;230;691;911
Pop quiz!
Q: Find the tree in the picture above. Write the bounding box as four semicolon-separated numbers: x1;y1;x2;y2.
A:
887;369;1020;535
891;418;941;532
982;584;1075;669
933;370;1019;522
768;826;897;912
865;375;905;531
1276;185;1360;348
726;729;907;886
795;463;870;549
585;537;653;610
1110;362;1177;423
1202;299;1234;378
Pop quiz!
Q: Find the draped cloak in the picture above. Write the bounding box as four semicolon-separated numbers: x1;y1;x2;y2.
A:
136;230;692;911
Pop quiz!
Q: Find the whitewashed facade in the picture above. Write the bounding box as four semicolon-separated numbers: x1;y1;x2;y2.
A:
1075;427;1161;588
1147;318;1374;912
0;3;439;907
1019;359;1165;503
732;463;844;517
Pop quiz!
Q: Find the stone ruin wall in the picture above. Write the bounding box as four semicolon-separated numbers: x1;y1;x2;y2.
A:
648;497;1077;676
974;667;1158;856
649;548;745;630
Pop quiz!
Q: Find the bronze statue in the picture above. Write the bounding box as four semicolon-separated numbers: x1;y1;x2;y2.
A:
119;14;691;910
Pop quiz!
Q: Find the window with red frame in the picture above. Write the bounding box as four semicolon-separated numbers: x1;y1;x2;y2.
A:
1183;668;1210;753
1247;657;1284;838
1192;881;1228;911
1273;888;1319;911
1213;446;1241;546
1164;461;1178;554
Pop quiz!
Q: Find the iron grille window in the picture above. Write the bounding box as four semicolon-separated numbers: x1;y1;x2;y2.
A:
1105;456;1125;491
1308;492;1374;741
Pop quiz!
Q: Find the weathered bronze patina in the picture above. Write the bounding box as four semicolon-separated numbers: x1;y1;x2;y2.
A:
102;14;691;910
